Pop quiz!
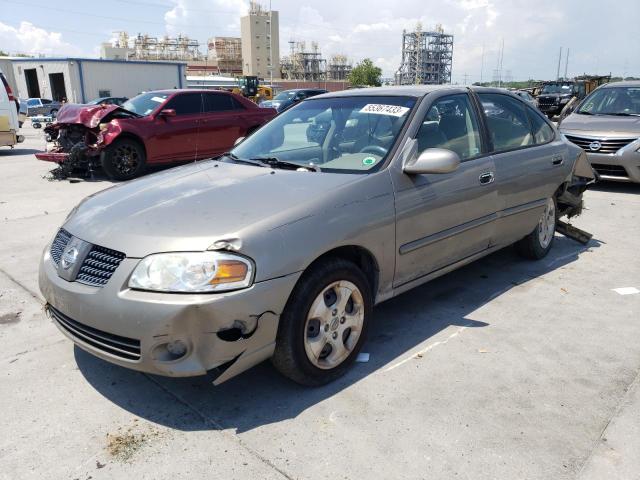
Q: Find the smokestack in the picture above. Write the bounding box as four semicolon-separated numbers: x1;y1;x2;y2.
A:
564;48;570;79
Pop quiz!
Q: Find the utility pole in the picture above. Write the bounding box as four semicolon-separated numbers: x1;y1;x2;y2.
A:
498;38;504;87
463;72;469;85
564;48;569;79
480;43;485;84
556;46;562;80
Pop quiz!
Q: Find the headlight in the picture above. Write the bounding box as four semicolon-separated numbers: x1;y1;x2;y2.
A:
129;252;254;293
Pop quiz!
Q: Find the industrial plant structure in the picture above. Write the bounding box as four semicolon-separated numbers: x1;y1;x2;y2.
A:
207;37;242;75
101;32;202;62
240;1;280;80
281;42;352;81
395;24;453;85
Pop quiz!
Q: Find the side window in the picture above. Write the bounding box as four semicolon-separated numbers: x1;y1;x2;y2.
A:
165;93;203;115
526;106;554;144
27;99;39;107
204;93;234;112
479;93;533;152
231;97;245;110
415;94;482;161
42;99;52;104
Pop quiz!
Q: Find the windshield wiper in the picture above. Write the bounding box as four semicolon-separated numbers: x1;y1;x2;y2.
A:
576;111;594;115
221;152;266;167
250;157;321;172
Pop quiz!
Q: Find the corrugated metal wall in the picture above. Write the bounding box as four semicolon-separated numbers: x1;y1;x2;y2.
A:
81;61;184;101
11;61;79;102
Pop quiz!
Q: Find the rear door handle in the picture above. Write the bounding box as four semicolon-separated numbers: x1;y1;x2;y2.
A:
479;172;495;185
552;155;564;166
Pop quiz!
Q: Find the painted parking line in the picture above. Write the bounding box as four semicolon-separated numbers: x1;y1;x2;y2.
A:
612;287;640;296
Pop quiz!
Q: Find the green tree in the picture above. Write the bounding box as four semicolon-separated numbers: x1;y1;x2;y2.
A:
348;58;382;87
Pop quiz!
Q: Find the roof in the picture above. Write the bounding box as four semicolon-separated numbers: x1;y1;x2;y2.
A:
600;80;640;87
6;57;187;66
317;85;508;99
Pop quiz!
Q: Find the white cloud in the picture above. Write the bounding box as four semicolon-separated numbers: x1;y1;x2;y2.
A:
164;0;249;37
0;21;81;56
353;23;392;33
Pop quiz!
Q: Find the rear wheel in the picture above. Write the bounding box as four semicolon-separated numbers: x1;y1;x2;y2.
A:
272;258;372;386
101;138;146;181
516;196;557;259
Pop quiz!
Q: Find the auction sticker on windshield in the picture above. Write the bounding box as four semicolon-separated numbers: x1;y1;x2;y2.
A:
360;104;410;117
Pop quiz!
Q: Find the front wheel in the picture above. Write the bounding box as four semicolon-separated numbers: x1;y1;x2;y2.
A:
272;258;372;386
101;138;146;181
516;196;557;259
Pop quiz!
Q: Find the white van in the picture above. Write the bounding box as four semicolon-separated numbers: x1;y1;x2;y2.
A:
0;70;24;148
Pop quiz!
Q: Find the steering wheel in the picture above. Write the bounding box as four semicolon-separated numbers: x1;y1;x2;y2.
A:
359;145;387;156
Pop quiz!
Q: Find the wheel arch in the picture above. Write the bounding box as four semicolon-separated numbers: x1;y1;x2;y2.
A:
302;245;380;300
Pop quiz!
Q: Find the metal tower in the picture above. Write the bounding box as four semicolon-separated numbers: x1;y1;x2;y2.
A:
395;24;453;85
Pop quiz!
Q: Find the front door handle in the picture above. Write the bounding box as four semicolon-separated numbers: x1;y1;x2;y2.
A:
552;155;564;166
479;171;495;185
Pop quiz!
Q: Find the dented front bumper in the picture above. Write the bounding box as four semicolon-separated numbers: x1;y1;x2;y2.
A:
39;247;301;384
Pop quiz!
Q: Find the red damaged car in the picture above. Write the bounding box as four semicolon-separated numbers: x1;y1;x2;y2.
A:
37;89;276;180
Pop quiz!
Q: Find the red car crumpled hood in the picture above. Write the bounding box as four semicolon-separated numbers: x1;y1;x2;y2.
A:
55;104;123;128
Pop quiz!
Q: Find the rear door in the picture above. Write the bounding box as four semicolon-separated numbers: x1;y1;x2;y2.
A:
477;92;569;246
199;92;247;157
150;92;204;162
392;92;498;288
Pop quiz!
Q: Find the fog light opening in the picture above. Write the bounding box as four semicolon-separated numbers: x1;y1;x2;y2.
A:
152;340;189;362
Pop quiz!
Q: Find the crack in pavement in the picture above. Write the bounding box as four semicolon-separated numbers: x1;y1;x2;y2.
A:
0;267;43;302
143;374;296;480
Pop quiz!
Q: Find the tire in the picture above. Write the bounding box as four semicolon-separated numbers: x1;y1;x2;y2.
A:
516;196;557;260
101;138;146;181
272;258;372;386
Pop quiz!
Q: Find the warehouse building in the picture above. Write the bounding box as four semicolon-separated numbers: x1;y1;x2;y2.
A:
8;58;186;103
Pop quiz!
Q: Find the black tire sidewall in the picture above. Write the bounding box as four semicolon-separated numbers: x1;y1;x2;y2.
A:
273;259;372;386
102;138;146;181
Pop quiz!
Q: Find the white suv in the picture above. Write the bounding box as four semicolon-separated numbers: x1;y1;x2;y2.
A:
0;71;23;149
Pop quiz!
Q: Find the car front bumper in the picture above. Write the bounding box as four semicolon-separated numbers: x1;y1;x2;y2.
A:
35;152;69;163
39;245;301;384
583;150;640;183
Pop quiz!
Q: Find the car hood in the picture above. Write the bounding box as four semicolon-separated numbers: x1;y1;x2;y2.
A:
55;104;133;128
560;113;640;136
64;160;360;258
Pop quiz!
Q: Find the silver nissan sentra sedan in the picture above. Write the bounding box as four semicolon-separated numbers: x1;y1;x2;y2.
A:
40;86;594;386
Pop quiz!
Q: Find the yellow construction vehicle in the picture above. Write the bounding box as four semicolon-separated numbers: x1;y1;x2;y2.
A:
231;76;273;103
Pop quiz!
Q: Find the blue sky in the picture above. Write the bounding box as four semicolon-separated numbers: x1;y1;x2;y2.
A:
1;0;638;82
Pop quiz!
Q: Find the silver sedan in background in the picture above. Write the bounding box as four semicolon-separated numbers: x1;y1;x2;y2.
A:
39;86;594;386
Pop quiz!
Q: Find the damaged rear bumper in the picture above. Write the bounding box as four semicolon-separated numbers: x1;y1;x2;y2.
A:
39;249;301;385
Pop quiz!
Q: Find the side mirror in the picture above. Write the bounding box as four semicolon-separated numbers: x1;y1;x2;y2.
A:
234;136;245;146
158;108;176;118
403;148;460;175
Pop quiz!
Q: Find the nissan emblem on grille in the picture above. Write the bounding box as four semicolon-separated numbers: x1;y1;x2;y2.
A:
589;141;602;152
61;246;79;270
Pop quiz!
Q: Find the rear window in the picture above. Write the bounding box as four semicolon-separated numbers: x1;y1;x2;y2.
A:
479;93;533;152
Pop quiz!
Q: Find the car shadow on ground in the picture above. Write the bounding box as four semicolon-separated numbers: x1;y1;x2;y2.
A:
75;234;602;433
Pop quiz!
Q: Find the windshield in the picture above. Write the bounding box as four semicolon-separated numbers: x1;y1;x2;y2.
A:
121;92;169;116
231;95;416;173
577;87;640;115
541;84;573;95
274;91;296;101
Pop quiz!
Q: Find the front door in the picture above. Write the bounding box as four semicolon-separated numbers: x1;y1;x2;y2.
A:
199;92;247;157
151;92;203;162
392;92;498;288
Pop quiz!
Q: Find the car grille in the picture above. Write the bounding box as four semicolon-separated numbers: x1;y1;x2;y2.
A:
50;229;72;265
49;305;141;361
76;246;126;287
590;163;629;178
564;135;637;154
50;229;125;287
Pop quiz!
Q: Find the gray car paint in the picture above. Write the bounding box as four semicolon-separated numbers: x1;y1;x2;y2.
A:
560;81;640;183
39;85;585;384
